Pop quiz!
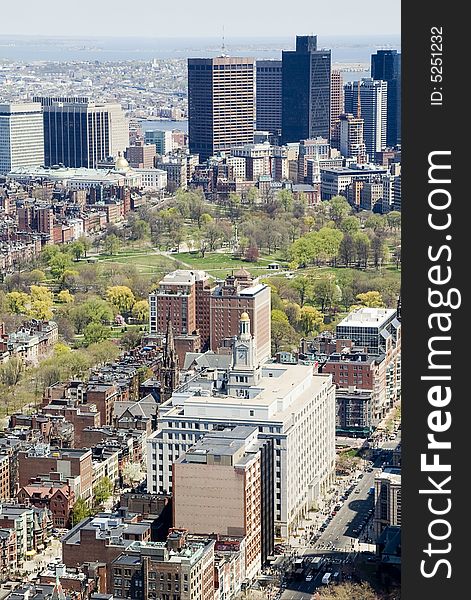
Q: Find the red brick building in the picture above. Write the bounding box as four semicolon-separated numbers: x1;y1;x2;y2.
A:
17;481;75;528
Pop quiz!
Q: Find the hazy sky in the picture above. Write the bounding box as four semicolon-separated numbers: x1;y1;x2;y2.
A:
1;0;400;37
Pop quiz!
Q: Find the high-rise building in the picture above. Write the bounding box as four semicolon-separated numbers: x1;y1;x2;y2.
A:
144;129;173;155
256;60;282;136
330;70;344;142
338;113;367;163
210;269;271;364
0;102;44;174
188;56;255;161
281;36;331;144
34;97;128;168
344;79;388;159
371;50;401;146
173;426;269;578
147;313;336;539
149;270;212;350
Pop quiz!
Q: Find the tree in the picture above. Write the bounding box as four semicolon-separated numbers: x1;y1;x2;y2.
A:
371;235;388;269
339;234;356;267
340;215;360;235
57;290;75;304
130;218;151;241
6;291;30;315
69;240;86;261
244;243;260;263
299;306;324;336
271;309;297;353
120;330;143;352
106;286;136;315
386;210;401;230
291;276;312;307
0;356;24;386
277;189;294;212
71;497;92;526
315;582;381;600
93;476;114;506
283;302;301;328
49;252;74;280
354;232;371;268
122;462;145;488
103;234;121;256
312;277;341;312
132;299;149;323
365;214;387;233
83;322;109;345
29;285;54;321
86;340;120;365
356;291;386;308
328;195;351;225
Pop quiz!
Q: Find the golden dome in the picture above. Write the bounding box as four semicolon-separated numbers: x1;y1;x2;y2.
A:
114;152;130;171
240;312;250;322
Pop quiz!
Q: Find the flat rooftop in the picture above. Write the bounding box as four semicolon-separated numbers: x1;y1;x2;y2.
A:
337;308;397;328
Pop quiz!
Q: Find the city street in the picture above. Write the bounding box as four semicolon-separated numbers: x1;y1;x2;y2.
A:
277;433;400;599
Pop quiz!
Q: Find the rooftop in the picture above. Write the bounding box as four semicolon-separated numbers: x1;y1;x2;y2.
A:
337;308;397;328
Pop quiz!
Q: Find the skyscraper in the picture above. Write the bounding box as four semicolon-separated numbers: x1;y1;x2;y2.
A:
338;113;367;163
256;60;282;135
281;35;331;144
34;97;128;168
188;56;255;161
344;79;388;159
0;103;44;175
371;50;401;146
330;70;344;141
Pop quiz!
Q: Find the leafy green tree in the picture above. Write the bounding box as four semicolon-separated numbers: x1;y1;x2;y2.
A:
312;277;341;312
278;189;294;212
354;232;371;268
271;309;298;353
103;234;121;256
340;215;360;235
299;306;324;336
339;234;356;267
94;476;114;506
132;299;149;323
86;340;120;366
291;276;312;307
49;252;74;280
386;210;401;230
106;286;136;315
29;285;54;320
71;497;92;526
6;291;30;315
57;290;75;304
328;195;351;225
356;291;386;308
371;235;388;269
283;301;301;328
69;240;86;261
83;322;109;345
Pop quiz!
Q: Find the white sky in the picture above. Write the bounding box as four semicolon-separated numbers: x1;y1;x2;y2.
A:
0;0;401;37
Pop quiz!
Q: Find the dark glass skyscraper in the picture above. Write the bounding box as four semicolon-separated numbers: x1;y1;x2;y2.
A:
371;50;401;146
281;35;331;144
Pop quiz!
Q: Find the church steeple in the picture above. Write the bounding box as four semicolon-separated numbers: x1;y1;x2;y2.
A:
239;312;251;340
160;314;179;402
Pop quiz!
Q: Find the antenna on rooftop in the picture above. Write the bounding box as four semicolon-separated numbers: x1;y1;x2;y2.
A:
222;25;226;56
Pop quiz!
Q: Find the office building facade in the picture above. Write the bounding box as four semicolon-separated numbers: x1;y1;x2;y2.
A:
256;60;282;135
344;79;388;159
371;50;401;146
188;57;255;161
281;36;331;144
0;103;44;175
330;70;344;142
35;97;128;168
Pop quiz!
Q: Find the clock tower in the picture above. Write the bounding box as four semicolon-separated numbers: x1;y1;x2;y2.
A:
227;312;261;397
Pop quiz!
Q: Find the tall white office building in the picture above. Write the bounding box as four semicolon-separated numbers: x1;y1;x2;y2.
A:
0;103;45;175
147;313;336;539
344;79;388;159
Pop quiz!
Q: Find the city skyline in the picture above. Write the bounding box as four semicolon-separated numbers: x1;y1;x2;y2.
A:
1;0;401;37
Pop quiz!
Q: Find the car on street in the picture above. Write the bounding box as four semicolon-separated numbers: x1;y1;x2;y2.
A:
305;574;313;582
